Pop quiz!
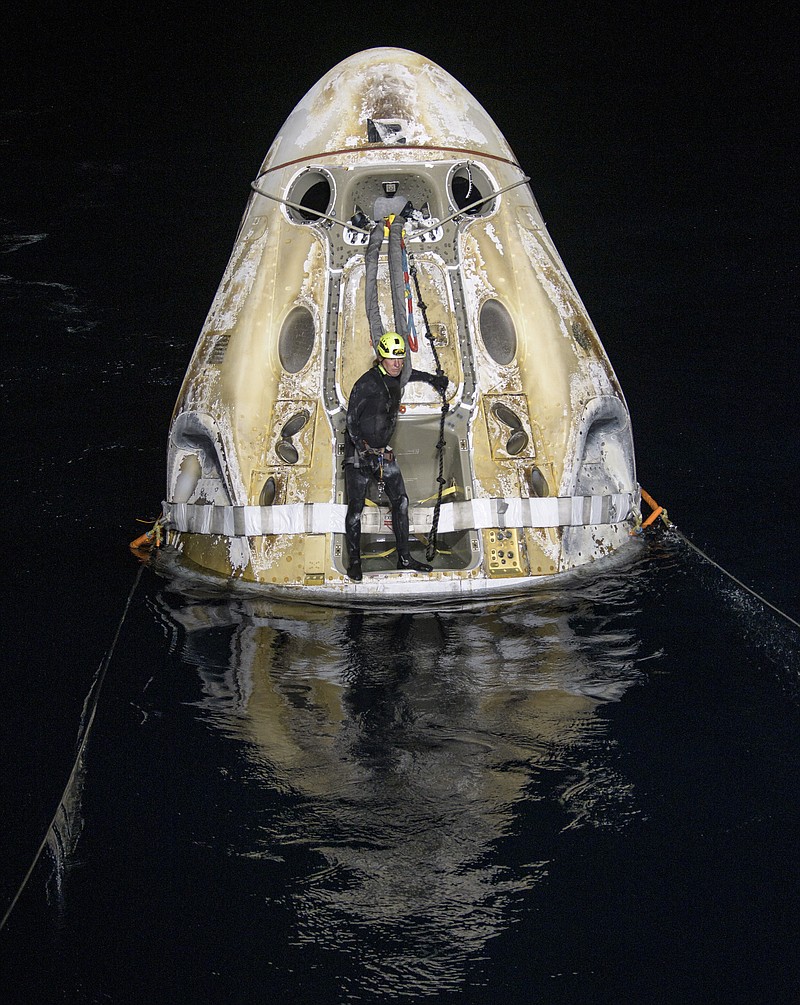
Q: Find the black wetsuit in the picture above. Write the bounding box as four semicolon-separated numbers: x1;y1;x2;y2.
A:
345;364;440;566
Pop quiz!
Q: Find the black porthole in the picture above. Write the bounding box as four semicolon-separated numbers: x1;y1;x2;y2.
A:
276;440;299;464
479;299;517;365
259;477;277;506
448;163;496;217
506;429;529;455
285;169;334;224
278;306;316;373
529;466;550;498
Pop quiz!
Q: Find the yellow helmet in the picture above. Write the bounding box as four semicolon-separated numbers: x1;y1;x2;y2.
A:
377;332;406;358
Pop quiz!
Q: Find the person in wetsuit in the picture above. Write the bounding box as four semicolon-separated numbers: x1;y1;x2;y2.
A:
344;331;448;582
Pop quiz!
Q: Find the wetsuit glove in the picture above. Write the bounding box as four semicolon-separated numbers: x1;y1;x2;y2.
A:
431;373;448;393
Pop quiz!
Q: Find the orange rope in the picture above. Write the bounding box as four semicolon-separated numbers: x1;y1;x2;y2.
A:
640;506;664;530
640;487;659;511
631;488;668;535
130;518;164;552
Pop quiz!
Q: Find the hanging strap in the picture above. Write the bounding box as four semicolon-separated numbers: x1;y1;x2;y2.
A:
408;254;449;558
401;234;418;351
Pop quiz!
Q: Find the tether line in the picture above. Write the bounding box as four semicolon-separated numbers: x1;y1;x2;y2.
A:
0;564;144;933
638;489;799;632
253;143;525;177
671;526;800;631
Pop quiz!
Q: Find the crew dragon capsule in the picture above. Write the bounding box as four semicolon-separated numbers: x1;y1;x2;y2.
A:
160;47;640;601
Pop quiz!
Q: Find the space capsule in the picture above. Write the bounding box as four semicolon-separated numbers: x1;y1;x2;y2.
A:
160;48;639;601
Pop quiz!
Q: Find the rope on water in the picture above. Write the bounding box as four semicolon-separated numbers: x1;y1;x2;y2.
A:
638;488;800;632
0;564;145;933
673;526;800;631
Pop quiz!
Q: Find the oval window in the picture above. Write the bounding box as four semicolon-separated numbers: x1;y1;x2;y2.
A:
259;476;277;506
506;429;529;455
275;440;299;464
285;169;334;224
448;162;496;217
278;306;316;373
529;466;550;498
479;299;517;365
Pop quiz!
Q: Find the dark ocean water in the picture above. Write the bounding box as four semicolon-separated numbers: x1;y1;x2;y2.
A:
2;9;798;1004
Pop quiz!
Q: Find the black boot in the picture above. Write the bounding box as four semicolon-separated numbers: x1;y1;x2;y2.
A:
397;553;432;573
345;499;363;582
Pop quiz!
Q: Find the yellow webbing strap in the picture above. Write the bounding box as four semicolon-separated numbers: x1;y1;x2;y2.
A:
416;484;461;506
